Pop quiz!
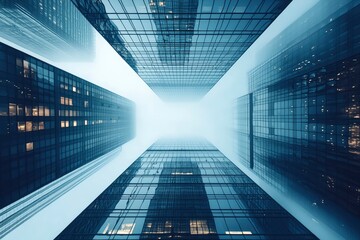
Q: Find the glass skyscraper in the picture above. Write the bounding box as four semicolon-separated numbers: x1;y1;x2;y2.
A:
234;0;360;236
0;0;94;60
56;139;316;239
70;0;291;99
0;42;135;208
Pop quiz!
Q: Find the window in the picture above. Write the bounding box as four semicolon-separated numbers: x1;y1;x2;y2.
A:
9;103;16;116
32;107;38;116
18;122;25;132
26;142;33;151
60;97;65;105
44;107;50;116
23;60;30;78
73;120;77;127
26;121;33;132
39;121;45;130
25;106;31;116
17;104;24;116
84;120;88;125
84;101;89;108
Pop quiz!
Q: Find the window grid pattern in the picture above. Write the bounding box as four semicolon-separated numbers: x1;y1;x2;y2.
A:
0;0;94;60
238;3;360;216
71;0;291;99
0;42;135;208
56;140;315;240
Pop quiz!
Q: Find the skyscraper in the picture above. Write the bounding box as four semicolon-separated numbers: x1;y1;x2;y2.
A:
235;0;360;237
70;0;291;99
0;42;135;208
0;0;94;60
56;139;316;239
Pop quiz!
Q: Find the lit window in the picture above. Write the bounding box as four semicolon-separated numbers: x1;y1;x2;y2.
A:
225;231;252;235
158;1;165;6
60;97;65;105
72;86;76;92
65;98;69;105
23;60;30;78
26;121;33;132
84;120;88;125
39;106;44;116
84;101;89;108
68;98;73;106
190;220;210;234
44;107;50;116
39;121;45;130
65;121;69;127
117;223;135;234
61;121;65;128
26;142;33;151
9;103;16;116
73;120;77;127
32;107;38;116
18;122;25;132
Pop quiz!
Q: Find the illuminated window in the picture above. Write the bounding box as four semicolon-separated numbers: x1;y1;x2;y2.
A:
190;220;210;234
65;121;69;127
117;223;135;234
26;142;33;151
72;86;77;92
84;120;88;125
158;1;165;6
39;106;44;116
9;103;16;116
84;101;89;107
60;97;65;105
26;121;33;132
225;231;252;235
68;98;73;106
23;60;30;78
32;107;38;116
73;120;77;127
18;122;26;132
39;121;45;130
44;107;50;116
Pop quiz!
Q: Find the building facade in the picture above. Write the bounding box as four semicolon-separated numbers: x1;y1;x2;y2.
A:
234;0;360;232
0;0;94;60
71;0;291;99
56;139;315;239
0;42;135;208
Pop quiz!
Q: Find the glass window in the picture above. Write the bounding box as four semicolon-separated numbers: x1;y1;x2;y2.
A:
17;122;25;132
9;103;16;116
25;106;31;116
32;107;38;116
39;121;45;130
26;121;33;132
26;142;33;151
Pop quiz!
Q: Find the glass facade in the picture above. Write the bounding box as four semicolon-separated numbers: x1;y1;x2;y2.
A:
71;0;291;99
56;139;315;239
234;0;360;229
0;42;135;208
0;0;94;60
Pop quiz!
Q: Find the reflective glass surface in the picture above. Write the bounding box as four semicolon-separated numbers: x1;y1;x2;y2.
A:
0;42;135;208
71;0;291;99
57;139;316;239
